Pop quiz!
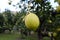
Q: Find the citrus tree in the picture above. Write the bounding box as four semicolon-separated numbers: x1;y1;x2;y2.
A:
21;0;60;40
2;10;14;33
1;9;26;33
0;13;5;33
8;0;60;40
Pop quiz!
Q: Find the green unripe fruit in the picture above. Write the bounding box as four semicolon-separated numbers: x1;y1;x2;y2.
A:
25;12;40;31
53;32;57;37
48;32;57;37
47;20;52;23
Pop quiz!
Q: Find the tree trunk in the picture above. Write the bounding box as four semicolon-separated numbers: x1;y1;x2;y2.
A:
37;25;43;40
50;32;54;40
37;30;43;40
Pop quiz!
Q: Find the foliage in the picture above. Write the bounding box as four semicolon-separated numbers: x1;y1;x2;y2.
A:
0;0;60;40
0;9;26;33
18;0;60;40
0;33;20;40
0;13;4;27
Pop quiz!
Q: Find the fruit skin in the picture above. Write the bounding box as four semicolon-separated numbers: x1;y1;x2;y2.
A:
53;32;57;37
48;32;57;37
25;12;40;31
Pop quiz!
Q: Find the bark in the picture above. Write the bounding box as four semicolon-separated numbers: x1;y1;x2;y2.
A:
37;30;43;40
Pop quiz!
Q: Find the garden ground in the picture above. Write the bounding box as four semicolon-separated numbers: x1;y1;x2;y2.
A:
0;32;38;40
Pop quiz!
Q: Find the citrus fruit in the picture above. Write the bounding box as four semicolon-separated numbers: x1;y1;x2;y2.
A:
25;12;40;31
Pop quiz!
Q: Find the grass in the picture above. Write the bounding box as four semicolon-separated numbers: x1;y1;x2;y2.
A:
19;33;38;40
0;32;50;40
0;32;38;40
0;33;20;40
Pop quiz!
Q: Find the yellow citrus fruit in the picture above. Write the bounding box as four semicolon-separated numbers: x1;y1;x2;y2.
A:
25;12;40;31
56;6;60;13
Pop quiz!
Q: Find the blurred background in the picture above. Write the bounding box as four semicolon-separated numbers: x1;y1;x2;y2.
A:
0;0;60;40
